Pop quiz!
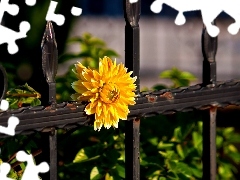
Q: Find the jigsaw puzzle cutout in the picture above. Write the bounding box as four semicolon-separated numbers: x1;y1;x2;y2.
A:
0;0;81;54
46;1;65;26
0;0;35;54
0;162;13;180
0;100;19;136
129;0;138;3
46;1;82;25
16;151;50;180
150;0;240;37
0;151;49;180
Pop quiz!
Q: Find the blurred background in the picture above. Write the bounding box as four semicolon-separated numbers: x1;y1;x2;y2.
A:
1;0;240;91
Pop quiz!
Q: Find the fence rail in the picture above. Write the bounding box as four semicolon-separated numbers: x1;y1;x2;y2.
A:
0;0;239;179
0;81;239;135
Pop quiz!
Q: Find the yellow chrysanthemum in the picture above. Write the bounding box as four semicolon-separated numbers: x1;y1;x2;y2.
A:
71;56;137;131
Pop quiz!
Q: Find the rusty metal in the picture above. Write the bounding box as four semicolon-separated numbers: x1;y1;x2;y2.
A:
146;95;157;103
203;106;217;180
160;91;174;100
0;81;240;136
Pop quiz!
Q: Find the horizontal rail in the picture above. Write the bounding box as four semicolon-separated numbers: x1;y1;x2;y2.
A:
0;79;240;137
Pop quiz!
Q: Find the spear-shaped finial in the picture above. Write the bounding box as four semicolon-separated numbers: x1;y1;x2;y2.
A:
202;21;218;86
41;21;58;107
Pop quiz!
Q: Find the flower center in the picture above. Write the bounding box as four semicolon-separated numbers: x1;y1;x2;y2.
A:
100;83;120;103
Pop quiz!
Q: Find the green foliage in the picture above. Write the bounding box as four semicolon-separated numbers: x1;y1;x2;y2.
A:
0;133;42;179
6;83;41;109
59;33;119;69
160;67;196;88
57;126;125;180
143;67;197;92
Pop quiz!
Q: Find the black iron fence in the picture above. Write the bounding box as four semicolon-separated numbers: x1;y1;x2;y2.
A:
1;0;240;179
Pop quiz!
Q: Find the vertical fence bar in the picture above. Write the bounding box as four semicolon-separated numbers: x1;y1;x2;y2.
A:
41;21;58;180
202;21;217;180
0;64;8;101
50;128;57;180
203;106;217;179
124;0;141;179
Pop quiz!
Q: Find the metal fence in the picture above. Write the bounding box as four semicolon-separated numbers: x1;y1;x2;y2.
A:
1;0;240;179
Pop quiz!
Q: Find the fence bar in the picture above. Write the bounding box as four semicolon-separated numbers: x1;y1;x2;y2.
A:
41;21;58;180
124;0;141;179
41;21;58;108
202;107;217;179
202;21;217;179
125;118;140;179
124;0;140;92
0;64;7;101
202;22;217;86
49;128;57;180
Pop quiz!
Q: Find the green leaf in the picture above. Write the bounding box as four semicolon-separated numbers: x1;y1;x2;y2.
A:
159;70;173;78
105;173;114;180
159;177;167;180
25;140;38;153
73;148;88;163
116;164;125;178
190;165;202;178
158;142;174;150
180;71;196;80
227;151;240;164
6;83;41;109
173;127;182;142
90;166;102;180
148;137;159;146
175;162;192;177
159;150;178;160
176;144;185;159
216;135;223;148
192;131;202;150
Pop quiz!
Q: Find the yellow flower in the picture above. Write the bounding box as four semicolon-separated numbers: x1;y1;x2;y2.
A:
71;56;137;131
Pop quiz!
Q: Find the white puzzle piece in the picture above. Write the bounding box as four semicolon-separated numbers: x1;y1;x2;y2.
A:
0;162;14;180
16;151;49;180
150;0;240;37
0;100;19;136
45;1;65;26
0;0;31;54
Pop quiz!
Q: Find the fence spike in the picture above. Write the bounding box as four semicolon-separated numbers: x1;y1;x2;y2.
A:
41;21;58;107
124;0;140;92
124;0;141;27
202;21;218;86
